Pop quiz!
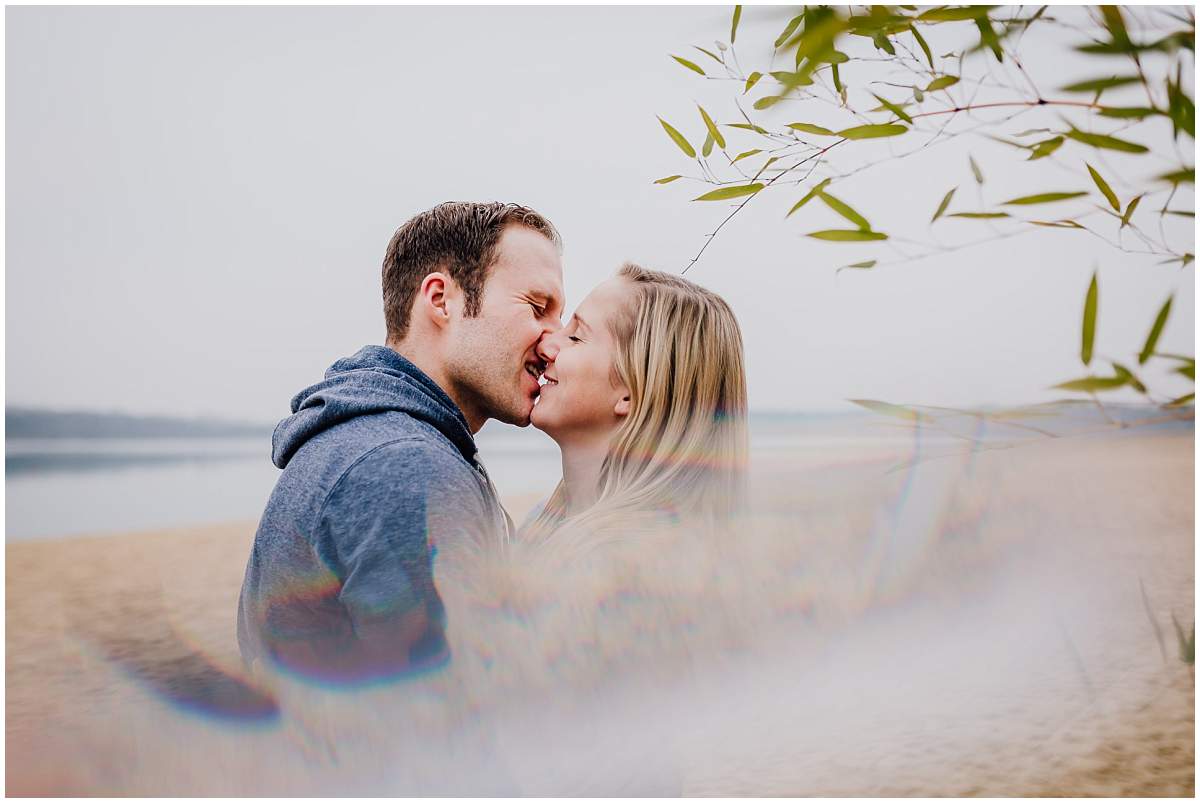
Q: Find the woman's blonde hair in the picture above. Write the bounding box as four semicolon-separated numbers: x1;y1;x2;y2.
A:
524;262;748;549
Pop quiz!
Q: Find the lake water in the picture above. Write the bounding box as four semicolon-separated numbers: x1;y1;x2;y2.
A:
5;406;1188;541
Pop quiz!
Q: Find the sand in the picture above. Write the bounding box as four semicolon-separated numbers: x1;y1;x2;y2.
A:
6;429;1194;796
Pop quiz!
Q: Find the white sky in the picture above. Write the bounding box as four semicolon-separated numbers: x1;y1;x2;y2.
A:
6;6;1195;422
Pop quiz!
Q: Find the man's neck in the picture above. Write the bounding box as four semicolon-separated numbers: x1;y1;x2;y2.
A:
385;340;485;434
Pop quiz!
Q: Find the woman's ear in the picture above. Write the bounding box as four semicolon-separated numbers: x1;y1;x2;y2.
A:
614;395;631;417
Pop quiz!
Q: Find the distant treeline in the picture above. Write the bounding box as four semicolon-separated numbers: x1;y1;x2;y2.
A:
6;407;274;439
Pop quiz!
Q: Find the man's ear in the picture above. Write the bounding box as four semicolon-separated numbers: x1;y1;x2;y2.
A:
614;394;631;418
419;272;452;329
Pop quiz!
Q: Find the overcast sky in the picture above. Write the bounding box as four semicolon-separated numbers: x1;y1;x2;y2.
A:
7;6;1194;422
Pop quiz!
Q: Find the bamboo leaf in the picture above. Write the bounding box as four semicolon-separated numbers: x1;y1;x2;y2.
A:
744;71;763;94
1166;393;1195;407
702;132;715;158
1178;363;1196;380
726;121;770;135
775;15;804;49
1086;164;1120;211
672;55;706;76
913;85;925;102
910;25;934;68
1065;128;1149;153
849;398;921;420
1138;296;1173;365
931;187;957;222
730;5;742;44
918;6;994;22
1098;106;1161;119
653;175;683;184
787;122;836;136
1165;210;1194;217
731;148;763;164
818;190;871;231
1060;75;1140;93
1002;191;1089;205
754;95;785;110
694;46;724;64
1121;195;1142;228
831;63;843;94
787;178;833;217
1029;219;1085;228
837;259;878;275
975;16;1003;61
1158;167;1195;184
925;75;960;91
1013;128;1052;137
1111;361;1147;394
837;123;908;139
969;155;984;184
693;183;764;201
658;117;696;158
1027;136;1065;160
698;105;726;150
870;92;914;123
1082;271;1098;366
948;211;1009;219
1052;375;1128;392
807;229;888;241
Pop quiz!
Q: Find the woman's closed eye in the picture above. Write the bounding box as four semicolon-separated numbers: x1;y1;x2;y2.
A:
568;335;582;343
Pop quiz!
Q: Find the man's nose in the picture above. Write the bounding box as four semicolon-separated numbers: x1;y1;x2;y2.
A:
536;331;560;363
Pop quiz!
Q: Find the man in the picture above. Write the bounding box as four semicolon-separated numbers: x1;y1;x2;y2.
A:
237;202;564;685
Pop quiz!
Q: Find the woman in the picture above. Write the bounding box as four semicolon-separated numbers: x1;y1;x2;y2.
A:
522;261;749;550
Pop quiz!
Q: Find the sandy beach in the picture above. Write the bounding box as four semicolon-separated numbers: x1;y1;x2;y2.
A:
6;426;1194;796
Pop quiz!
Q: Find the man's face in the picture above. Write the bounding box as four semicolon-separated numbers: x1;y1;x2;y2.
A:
444;225;564;430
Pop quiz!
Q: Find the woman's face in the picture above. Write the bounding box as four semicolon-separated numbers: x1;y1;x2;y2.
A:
531;277;632;445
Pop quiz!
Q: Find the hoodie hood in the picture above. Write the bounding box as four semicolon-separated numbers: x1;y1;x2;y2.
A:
271;345;476;469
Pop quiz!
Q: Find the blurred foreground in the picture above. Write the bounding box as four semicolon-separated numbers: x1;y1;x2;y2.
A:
6;408;1194;795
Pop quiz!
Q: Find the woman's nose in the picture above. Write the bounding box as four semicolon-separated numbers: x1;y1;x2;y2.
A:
536;331;560;363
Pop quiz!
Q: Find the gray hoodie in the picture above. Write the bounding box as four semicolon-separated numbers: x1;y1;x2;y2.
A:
237;345;510;685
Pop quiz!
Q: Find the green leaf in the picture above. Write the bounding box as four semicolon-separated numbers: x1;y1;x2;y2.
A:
787;178;833;217
837;123;909;140
948;211;1009;219
1085;164;1120;212
1029;219;1085;229
1027;136;1065;160
726;122;770;135
693;183;764;201
849;398;921;420
653;175;683;184
775;15;804;49
754;95;785;110
1060;75;1141;93
910;25;934;68
818;190;871;231
837;259;878;274
702;132;715;158
1121;195;1142;228
658;117;696;158
1111;362;1147;394
1052;375;1128;392
1065;129;1148;154
969;155;984;184
872;31;897;55
1158;167;1195;184
931;187;957;223
871;92;914;124
1012;128;1052;137
672;55;706;76
918;6;994;22
770;70;815;88
1158;253;1195;268
1001;191;1089;205
1139;296;1173;365
731;148;762;164
925;75;960;91
1177;363;1196;380
1166;393;1195;407
1098;106;1160;119
975;16;1003;61
913;86;925;102
831;63;843;94
807;229;888;241
744;71;763;94
1166;210;1194;217
730;5;742;44
1082;271;1098;366
787;122;836;136
698;106;726;149
694;46;724;65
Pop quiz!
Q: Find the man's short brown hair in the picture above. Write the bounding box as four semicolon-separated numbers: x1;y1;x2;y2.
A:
382;202;561;342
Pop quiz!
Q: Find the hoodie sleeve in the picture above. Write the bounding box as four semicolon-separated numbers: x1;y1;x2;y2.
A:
303;438;496;683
